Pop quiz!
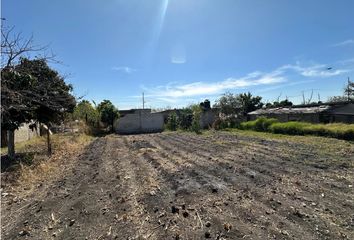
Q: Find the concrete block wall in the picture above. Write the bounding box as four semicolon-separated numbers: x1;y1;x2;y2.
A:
115;112;164;134
15;123;40;143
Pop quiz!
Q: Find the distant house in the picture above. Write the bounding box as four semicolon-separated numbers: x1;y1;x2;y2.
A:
248;102;354;124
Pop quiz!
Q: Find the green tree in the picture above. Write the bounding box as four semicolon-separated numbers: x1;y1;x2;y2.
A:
214;92;241;115
73;100;99;126
344;79;354;101
1;58;75;156
236;92;263;116
166;112;178;131
267;99;293;108
214;92;263;116
190;104;202;134
97;100;119;132
328;79;354;102
16;58;76;155
328;96;348;102
1;68;34;158
178;108;193;130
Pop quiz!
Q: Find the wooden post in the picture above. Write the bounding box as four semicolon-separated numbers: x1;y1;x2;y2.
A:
7;130;15;159
47;127;52;156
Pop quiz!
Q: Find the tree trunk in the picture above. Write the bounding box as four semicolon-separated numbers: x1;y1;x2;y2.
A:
7;130;15;159
46;128;52;156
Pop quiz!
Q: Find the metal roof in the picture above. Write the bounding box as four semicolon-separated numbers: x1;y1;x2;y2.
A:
248;105;332;115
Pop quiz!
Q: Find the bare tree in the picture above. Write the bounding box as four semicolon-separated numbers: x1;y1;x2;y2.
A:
306;89;314;104
1;26;48;68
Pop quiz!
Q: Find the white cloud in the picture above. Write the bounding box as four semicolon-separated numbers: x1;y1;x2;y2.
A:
333;39;354;47
256;80;316;93
171;56;186;64
141;61;351;102
112;66;137;74
143;69;286;99
280;64;349;77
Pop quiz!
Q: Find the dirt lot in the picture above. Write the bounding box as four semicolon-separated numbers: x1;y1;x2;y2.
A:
2;131;354;239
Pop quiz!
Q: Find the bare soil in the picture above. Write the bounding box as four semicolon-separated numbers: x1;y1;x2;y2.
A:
2;131;354;239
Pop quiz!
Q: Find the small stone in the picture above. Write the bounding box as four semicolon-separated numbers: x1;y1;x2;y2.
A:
293;209;306;218
205;222;211;227
205;231;211;238
69;219;75;226
224;223;232;232
18;230;29;236
281;230;289;236
182;211;189;218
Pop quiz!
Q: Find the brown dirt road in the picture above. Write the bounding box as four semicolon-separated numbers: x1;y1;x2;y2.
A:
2;131;354;239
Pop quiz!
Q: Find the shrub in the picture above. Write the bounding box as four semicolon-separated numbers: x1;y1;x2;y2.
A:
166;113;178;131
191;106;202;134
213;117;241;130
269;122;354;140
269;122;308;135
239;118;354;140
178;111;193;130
240;117;278;131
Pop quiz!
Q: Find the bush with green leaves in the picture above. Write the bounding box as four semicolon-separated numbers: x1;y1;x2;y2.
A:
178;109;193;130
240;117;279;131
269;121;308;135
239;117;354;140
166;112;178;131
191;104;202;134
97;100;119;132
270;122;354;140
73;100;99;126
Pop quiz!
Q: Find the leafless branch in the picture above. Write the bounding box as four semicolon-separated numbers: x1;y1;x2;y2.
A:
1;25;51;68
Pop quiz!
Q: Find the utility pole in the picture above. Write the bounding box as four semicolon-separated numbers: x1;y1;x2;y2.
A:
347;77;350;102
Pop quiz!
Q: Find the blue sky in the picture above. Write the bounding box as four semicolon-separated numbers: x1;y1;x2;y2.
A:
3;0;354;109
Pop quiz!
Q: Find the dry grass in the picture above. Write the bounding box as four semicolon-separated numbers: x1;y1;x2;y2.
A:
1;133;94;196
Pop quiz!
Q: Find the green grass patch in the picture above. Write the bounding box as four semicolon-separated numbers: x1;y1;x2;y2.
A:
240;117;279;131
238;118;354;141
